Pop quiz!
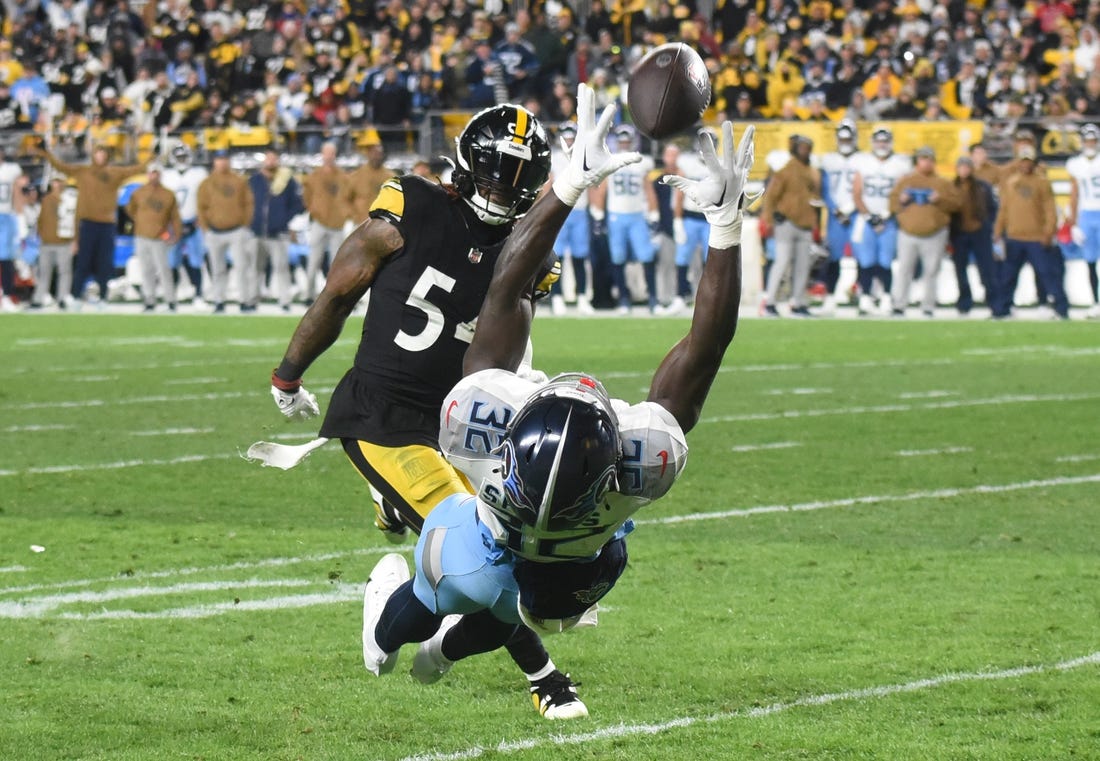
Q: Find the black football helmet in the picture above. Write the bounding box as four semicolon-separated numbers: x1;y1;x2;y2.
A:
496;374;621;533
452;104;552;226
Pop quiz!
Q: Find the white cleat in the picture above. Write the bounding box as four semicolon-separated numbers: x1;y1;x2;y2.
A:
575;296;595;315
550;294;566;316
362;553;411;676
1087;303;1100;319
411;614;461;684
857;294;874;315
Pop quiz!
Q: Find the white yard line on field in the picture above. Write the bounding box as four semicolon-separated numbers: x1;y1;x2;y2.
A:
56;586;363;620
15;386;334;411
7;472;1098;600
0;566;28;574
74;375;119;382
896;446;973;457
0;578;320;619
392;652;1100;761
730;442;802;453
2;424;74;433
698;392;1100;425
0;548;406;596
129;427;216;436
961;344;1100;357
637;473;1100;526
897;390;958;399
13;358;272;375
0;453;236;477
163;377;227;385
764;388;831;396
1056;454;1100;463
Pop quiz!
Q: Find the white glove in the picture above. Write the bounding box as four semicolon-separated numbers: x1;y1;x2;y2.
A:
662;122;756;250
673;217;687;245
1072;224;1086;246
552;83;642;206
271;384;320;420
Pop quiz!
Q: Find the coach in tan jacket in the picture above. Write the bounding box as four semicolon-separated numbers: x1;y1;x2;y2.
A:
888;146;960;317
301;142;350;303
127;164;183;311
990;146;1068;318
197;150;253;312
760;134;822;316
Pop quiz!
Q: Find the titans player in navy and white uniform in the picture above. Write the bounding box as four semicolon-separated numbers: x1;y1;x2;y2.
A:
357;92;756;716
1066;123;1100;318
819;120;859;314
851;127;911;314
0;146;26;310
161;144;209;306
593;124;659;313
266;104;601;719
548;122;593;315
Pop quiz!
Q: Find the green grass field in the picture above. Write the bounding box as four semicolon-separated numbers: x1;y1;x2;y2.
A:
2;313;1099;761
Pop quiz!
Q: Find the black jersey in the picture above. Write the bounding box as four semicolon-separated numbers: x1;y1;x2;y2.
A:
320;175;510;447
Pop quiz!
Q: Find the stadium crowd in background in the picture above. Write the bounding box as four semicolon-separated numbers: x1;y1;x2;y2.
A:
2;0;1100;316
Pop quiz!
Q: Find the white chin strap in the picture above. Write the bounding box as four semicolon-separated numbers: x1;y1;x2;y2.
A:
463;192;514;225
1086;147;1099;158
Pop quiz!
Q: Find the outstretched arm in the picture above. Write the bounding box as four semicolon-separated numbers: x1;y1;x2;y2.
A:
647;122;756;434
270;218;403;419
464;83;641;375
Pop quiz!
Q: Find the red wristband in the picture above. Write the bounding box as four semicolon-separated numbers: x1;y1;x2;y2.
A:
271;370;302;393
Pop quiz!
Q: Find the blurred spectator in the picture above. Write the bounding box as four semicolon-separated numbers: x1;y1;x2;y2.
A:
0;145;27;311
344;133;397;225
0;79;31;131
463;38;505;107
301;142;347;305
494;21;539;99
10;60;50;125
248;149;303;312
370;65;411;127
951;155;999;316
566;34;595;85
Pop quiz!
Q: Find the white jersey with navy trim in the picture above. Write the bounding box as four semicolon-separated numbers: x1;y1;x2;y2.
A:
438;368;689;561
1066;153;1100;212
0;161;24;215
605;156;654;215
852;152;912;217
821;151;858;214
161;166;209;222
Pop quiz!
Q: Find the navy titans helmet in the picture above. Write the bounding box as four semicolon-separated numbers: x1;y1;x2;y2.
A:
497;375;621;533
452;104;552;225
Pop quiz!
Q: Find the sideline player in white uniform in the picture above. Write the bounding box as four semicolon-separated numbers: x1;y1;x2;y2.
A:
668;128;713;313
1066;123;1100;318
548;122;593;315
161;144;209;306
819;120;859;314
592;124;658;313
0;146;27;311
851;127;911;314
355;99;756;710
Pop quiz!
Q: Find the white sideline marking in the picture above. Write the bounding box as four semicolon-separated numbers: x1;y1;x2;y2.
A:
13;358;271;375
1056;454;1100;463
56;586;362;620
636;473;1100;526
75;375;119;382
764;388;831;396
730;442;801;453
129;427;216;437
896;446;973;457
164;377;227;385
897;390;957;399
0;548;405;595
0;453;235;477
2;424;73;433
394;652;1100;761
699;392;1100;425
0;566;27;574
0;578;318;619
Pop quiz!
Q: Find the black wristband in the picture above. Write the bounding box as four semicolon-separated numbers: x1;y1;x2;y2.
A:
274;359;305;384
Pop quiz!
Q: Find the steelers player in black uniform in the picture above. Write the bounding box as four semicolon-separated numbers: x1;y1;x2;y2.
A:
267;105;587;717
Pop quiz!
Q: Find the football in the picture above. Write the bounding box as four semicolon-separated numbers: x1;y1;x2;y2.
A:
627;43;712;140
